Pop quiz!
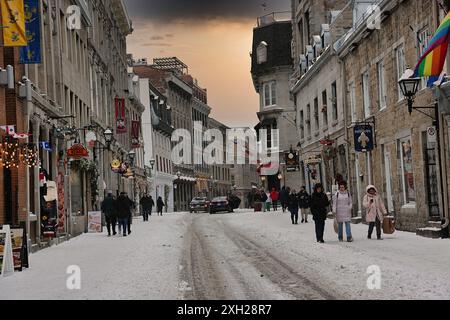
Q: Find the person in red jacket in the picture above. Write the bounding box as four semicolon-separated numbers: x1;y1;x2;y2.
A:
270;187;280;212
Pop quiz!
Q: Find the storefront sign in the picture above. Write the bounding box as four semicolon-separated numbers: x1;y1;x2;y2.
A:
67;144;89;160
0;225;15;276
285;151;300;172
354;125;374;152
88;211;102;233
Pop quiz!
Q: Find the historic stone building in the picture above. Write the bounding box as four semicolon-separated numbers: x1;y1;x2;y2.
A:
251;12;302;192
290;0;351;194
335;0;441;232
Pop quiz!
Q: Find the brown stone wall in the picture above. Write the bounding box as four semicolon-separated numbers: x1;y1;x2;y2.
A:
342;0;439;231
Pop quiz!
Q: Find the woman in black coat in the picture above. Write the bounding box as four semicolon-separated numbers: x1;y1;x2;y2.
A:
310;183;330;243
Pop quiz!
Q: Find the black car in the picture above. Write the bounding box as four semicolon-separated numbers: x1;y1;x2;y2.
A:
189;197;210;213
210;197;234;214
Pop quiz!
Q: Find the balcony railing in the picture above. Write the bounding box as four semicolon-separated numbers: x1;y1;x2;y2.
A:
257;11;291;27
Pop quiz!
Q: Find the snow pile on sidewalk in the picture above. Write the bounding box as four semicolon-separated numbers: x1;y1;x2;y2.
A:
0;215;188;300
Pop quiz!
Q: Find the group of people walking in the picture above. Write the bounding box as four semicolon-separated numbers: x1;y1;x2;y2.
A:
101;191;166;237
268;181;389;244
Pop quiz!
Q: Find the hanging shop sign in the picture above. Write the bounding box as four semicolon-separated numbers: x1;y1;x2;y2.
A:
85;131;97;148
67;143;89;160
131;120;141;148
285;151;300;172
115;97;127;134
354;125;374;153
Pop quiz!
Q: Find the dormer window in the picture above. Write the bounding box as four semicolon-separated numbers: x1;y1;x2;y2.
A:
257;41;268;64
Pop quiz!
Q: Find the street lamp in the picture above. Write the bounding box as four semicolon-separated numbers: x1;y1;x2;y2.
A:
128;150;136;166
176;171;181;212
104;128;113;149
149;158;156;170
398;71;421;114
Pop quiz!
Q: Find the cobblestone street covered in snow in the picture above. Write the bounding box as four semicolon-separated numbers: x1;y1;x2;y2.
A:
2;211;450;300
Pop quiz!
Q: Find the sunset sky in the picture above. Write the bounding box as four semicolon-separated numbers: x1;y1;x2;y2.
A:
124;0;291;128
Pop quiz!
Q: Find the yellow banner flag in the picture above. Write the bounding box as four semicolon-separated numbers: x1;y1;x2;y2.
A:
1;0;27;46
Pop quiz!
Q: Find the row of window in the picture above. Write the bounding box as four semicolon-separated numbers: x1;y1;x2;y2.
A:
156;155;173;174
299;82;338;139
349;28;430;122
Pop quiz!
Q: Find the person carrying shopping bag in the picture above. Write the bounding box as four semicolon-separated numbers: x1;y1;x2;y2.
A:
332;181;353;243
363;185;388;240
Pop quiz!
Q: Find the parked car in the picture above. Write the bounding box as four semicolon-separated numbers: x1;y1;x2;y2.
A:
210;196;234;214
189;197;210;213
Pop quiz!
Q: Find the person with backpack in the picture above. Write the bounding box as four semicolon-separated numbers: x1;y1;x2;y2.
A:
101;191;117;237
310;183;330;243
298;186;311;223
288;189;299;224
332;181;353;242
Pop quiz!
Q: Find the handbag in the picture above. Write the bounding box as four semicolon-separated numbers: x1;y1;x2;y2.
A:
382;216;396;234
333;217;339;234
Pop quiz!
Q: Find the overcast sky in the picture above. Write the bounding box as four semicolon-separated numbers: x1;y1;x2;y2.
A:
124;0;291;127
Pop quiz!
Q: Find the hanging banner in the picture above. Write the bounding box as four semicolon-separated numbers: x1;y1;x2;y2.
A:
19;0;41;64
131;120;141;148
1;0;27;46
285;151;300;172
354;125;374;153
115;97;127;134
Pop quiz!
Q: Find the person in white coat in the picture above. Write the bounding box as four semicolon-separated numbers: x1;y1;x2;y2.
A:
332;181;353;242
363;185;388;240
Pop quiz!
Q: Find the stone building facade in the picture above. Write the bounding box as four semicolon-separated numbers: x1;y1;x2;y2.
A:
0;0;144;248
251;13;302;192
335;0;441;232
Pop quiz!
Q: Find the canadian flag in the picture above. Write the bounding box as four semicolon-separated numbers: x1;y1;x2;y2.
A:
0;125;16;136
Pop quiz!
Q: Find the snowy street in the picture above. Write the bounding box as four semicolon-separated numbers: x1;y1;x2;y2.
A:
1;210;450;300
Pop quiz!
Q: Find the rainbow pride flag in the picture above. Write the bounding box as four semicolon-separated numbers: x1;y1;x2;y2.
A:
414;12;450;77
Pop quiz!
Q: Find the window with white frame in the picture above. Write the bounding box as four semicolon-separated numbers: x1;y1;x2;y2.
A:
257;41;268;64
263;81;277;107
306;104;311;137
377;59;387;110
300;110;305;139
362;72;371;118
396;44;406;100
349;82;356;123
397;137;416;204
418;28;430;90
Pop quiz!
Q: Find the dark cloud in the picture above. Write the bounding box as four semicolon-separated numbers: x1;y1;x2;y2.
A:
124;0;290;23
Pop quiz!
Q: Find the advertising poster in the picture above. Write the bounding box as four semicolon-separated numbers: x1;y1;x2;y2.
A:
0;232;5;274
11;228;24;271
88;211;102;233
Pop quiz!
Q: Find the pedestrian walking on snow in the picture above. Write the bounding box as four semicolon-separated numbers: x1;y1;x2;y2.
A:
363;185;387;240
157;197;165;216
116;192;133;236
298;186;311;223
332;181;353;242
288;189;299;224
140;194;155;222
270;187;280;212
101;191;117;236
279;186;289;213
310;183;330;243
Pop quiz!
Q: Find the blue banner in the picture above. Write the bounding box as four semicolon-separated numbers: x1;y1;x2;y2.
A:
19;0;41;64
